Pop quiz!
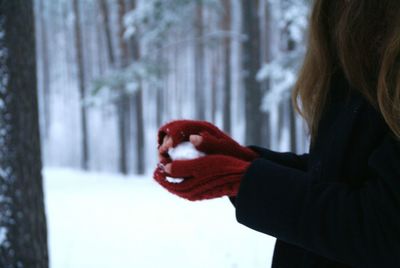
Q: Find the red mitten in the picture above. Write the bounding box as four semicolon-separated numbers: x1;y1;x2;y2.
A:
153;154;250;201
158;120;259;161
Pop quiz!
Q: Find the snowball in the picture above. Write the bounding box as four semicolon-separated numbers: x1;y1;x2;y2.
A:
168;142;206;161
164;142;206;184
165;177;184;184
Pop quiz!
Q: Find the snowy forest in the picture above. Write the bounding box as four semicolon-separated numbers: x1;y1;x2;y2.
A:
35;0;311;175
0;0;312;267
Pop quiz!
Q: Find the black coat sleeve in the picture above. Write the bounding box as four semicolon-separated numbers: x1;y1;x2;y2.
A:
235;135;400;268
229;146;309;206
247;145;309;172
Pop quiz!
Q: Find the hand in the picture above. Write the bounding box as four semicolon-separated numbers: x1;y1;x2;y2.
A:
158;134;173;164
157;133;204;163
157;120;259;162
153;154;250;201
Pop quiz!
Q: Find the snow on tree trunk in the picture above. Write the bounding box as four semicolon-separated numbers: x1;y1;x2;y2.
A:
0;1;49;266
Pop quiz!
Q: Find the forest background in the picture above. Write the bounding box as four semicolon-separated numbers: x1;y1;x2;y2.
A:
36;0;311;175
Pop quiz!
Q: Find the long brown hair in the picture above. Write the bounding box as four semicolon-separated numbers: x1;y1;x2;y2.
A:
292;0;400;141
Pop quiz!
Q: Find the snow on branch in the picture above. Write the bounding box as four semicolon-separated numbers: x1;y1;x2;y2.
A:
258;0;310;113
88;61;165;107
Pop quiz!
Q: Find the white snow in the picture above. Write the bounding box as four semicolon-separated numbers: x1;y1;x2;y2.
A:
164;142;206;183
165;176;184;184
0;227;7;245
168;141;206;161
44;168;276;268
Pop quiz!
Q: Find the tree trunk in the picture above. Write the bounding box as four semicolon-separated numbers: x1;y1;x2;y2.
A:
242;0;263;146
117;97;129;174
125;0;145;175
210;48;219;124
156;85;164;127
83;2;94;88
62;0;73;81
260;0;272;148
278;101;285;139
155;45;165;127
116;0;130;174
222;0;232;134
99;0;115;66
96;9;106;75
155;44;164;127
287;37;297;152
134;87;145;175
37;0;51;140
289;97;297;152
0;1;49;266
194;3;206;120
72;0;89;170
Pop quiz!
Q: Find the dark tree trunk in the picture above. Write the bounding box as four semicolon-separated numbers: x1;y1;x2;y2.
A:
61;0;73;81
156;85;164;127
134;87;145;175
278;101;285;139
194;3;206;120
129;0;145;175
287;38;297;152
242;0;263;146
289;97;297;152
260;0;272;148
95;9;106;75
155;45;164;128
72;0;89;170
116;0;130;175
116;97;129;175
156;47;165;128
83;2;94;87
0;1;49;267
124;0;145;175
99;0;115;66
222;0;232;134
210;48;219;124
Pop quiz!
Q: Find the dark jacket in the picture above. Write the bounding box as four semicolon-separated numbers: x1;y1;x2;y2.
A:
231;71;400;268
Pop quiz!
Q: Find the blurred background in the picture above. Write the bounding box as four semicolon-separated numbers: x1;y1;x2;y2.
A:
23;0;312;267
36;0;311;174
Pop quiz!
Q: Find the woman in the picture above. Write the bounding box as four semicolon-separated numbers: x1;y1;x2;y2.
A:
153;0;400;267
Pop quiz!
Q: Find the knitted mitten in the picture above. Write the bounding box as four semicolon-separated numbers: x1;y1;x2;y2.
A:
153;154;250;201
158;120;259;161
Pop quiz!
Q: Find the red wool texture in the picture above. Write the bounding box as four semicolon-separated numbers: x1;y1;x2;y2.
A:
153;120;260;201
157;120;258;161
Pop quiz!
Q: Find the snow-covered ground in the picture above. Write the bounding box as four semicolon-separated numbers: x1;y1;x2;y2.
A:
44;168;276;268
